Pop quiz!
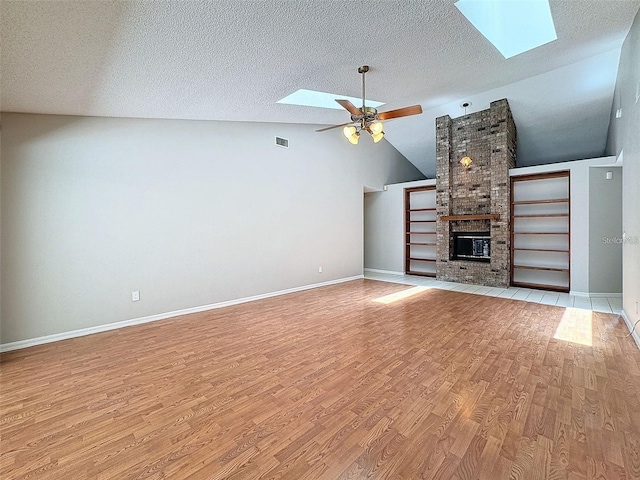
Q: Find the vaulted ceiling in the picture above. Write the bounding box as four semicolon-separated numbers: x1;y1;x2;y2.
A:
2;0;639;177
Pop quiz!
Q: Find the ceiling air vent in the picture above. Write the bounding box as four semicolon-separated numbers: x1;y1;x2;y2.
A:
275;136;289;148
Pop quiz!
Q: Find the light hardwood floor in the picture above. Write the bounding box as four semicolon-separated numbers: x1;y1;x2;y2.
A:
2;279;640;479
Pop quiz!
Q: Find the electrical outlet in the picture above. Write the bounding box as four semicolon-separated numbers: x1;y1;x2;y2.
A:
132;291;140;302
318;266;323;273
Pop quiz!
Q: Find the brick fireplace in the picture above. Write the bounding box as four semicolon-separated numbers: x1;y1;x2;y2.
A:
435;99;516;287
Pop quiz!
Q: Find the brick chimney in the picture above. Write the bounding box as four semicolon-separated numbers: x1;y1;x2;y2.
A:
435;99;517;287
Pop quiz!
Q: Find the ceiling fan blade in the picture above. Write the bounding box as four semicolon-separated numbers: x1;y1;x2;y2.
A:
378;105;423;121
335;99;362;116
316;121;353;133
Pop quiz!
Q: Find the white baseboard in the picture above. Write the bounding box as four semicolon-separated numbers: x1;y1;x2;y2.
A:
0;275;364;353
621;309;640;350
364;268;404;276
569;291;622;298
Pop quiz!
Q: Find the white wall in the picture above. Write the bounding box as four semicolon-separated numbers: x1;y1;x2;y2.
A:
0;113;424;345
589;166;623;293
606;8;640;331
364;158;620;295
364;179;435;273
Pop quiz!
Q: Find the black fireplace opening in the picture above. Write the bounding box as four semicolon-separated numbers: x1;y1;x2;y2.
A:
452;232;491;262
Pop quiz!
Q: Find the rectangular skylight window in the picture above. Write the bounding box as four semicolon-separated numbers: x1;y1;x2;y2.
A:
277;89;384;110
455;0;557;59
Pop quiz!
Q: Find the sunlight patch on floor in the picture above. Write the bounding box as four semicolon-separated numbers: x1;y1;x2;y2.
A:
554;307;593;346
373;286;431;305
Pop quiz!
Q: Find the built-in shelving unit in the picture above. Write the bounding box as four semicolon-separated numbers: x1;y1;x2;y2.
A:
405;186;436;277
511;171;570;292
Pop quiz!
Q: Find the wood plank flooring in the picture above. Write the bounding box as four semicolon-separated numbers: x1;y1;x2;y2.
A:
2;279;640;479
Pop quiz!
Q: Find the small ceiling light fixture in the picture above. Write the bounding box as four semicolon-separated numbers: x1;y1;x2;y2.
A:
459;102;473;168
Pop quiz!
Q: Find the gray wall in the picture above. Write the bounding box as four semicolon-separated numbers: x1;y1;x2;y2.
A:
364;191;401;273
364;179;435;273
0;113;424;344
606;8;640;324
589;167;623;294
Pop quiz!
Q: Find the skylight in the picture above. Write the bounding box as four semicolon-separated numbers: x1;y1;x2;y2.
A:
454;0;557;59
277;89;384;110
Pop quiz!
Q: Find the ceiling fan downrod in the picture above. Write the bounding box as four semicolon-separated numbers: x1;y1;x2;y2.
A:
358;65;369;111
358;65;370;129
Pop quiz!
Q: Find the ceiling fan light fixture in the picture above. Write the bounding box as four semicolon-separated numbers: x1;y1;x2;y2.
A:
372;131;385;143
348;131;360;145
343;125;357;139
369;121;384;135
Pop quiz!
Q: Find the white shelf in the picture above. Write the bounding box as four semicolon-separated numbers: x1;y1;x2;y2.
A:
405;186;437;277
511;172;570;292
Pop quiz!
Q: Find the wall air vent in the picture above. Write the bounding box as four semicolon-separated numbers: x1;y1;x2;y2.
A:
275;137;289;148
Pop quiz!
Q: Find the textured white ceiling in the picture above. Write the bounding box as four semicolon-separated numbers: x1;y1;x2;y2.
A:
2;0;639;176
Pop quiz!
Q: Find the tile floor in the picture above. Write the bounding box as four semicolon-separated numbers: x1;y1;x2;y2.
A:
364;271;622;314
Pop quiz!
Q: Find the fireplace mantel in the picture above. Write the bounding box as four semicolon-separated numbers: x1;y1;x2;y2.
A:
440;214;500;221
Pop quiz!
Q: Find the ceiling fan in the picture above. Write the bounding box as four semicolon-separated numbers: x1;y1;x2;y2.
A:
316;65;423;144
